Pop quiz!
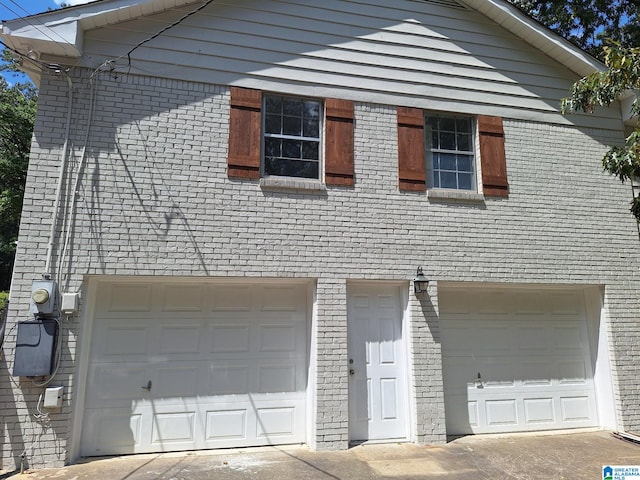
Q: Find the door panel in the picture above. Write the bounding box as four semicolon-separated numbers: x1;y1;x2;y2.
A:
348;284;408;441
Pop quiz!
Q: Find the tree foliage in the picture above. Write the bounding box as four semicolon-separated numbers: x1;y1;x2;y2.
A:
509;1;640;59
0;77;37;290
561;45;640;220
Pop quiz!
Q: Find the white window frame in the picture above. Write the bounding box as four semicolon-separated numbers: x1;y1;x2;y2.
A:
262;94;323;180
425;113;477;192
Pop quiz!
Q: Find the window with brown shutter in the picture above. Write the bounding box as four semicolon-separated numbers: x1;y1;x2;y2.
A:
397;107;426;192
478;115;509;197
228;87;262;179
325;98;354;187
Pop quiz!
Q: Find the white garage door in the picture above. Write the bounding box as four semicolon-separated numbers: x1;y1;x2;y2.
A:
441;286;597;435
80;280;309;456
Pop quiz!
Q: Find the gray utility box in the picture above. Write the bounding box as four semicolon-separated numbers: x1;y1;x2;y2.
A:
13;320;58;377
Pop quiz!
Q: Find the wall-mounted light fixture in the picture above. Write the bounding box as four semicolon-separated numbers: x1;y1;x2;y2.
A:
413;267;429;294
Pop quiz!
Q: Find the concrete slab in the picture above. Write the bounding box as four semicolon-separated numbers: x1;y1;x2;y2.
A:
1;431;639;479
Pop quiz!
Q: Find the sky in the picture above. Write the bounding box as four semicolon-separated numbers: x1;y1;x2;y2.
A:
0;0;97;84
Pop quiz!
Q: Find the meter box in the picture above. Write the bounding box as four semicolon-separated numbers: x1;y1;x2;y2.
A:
30;280;57;315
13;320;58;377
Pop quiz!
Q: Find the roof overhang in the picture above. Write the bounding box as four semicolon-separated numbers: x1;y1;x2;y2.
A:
457;0;604;78
0;0;199;84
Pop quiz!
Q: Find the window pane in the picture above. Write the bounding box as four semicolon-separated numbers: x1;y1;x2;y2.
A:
265;96;282;114
302;141;319;160
282;98;302;116
440;118;456;132
431;130;439;149
458;172;473;190
456;118;471;133
264;138;281;157
303;116;319;137
440;153;457;171
265;158;318;178
265;114;281;135
440;132;456;150
283;116;302;136
304;101;320;120
432;153;440;170
457;133;471;151
282;139;302;159
440;171;457;189
433;172;440;188
426;117;438;130
457;155;473;172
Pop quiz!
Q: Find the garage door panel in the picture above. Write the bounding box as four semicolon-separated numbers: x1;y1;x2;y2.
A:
552;325;586;351
82;408;144;455
441;287;597;435
211;325;251;353
259;286;301;311
208;365;250;394
523;398;555;424
99;325;150;357
520;361;553;386
485;399;518;426
557;359;589;384
81;281;309;457
257;407;296;437
259;325;297;352
85;364;149;403
210;286;252;311
151;412;197;445
158;324;203;354
154;367;199;397
106;284;153;312
560;396;592;422
161;285;204;312
517;326;549;351
257;364;297;393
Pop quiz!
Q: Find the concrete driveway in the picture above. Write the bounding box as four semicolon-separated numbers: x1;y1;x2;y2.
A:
2;430;639;479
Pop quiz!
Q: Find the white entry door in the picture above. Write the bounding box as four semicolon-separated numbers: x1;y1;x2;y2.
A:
348;284;408;442
441;286;598;435
80;280;308;456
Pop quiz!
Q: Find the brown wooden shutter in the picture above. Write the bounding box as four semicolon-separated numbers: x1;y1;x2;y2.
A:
325;98;355;187
228;87;262;179
478;115;508;197
397;107;426;191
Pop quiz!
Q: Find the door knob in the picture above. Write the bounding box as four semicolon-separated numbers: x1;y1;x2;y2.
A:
141;380;152;392
349;369;355;375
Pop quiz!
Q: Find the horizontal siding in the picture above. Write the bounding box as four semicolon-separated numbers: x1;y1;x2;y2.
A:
79;0;621;129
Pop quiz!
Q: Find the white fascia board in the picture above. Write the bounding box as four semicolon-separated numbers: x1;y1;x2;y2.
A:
458;0;604;78
0;0;196;59
1;20;82;58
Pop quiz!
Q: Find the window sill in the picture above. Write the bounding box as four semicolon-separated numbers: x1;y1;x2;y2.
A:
427;189;485;202
259;177;327;193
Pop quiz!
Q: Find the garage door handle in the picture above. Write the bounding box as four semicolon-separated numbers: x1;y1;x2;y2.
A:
141;381;152;392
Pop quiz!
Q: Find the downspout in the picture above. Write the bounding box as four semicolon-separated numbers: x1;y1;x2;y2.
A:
43;73;73;279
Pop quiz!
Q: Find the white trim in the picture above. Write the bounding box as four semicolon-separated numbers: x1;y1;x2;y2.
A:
586;287;618;431
306;280;318;449
68;277;97;462
458;0;603;77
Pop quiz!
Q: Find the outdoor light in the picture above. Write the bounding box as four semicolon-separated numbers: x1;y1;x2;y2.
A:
413;267;429;294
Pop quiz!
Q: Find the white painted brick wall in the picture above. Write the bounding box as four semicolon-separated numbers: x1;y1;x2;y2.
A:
2;69;640;469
